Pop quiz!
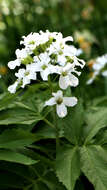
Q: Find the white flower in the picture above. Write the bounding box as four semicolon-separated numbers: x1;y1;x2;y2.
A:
8;59;21;69
20;33;39;46
47;34;73;56
92;54;107;72
34;52;57;80
15;64;36;88
56;63;80;89
7;30;85;93
15;48;28;60
44;90;77;118
8;80;20;94
87;54;107;84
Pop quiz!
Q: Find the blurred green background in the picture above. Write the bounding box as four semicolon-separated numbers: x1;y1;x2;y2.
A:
0;0;107;93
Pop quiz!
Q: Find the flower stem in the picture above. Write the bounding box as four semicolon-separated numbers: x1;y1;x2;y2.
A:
105;77;107;95
43;118;54;128
48;76;60;150
53;107;60;151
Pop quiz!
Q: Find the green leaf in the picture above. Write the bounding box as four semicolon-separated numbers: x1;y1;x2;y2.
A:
92;96;107;107
0;149;38;165
62;100;84;145
0;172;29;189
85;107;107;144
0;92;18;111
0;107;42;125
94;129;107;145
0;161;36;181
80;145;107;190
56;145;80;190
20;148;54;168
0;129;36;149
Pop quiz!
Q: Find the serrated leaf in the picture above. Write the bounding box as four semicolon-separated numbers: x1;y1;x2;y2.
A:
85;107;107;144
0;129;36;149
0;149;38;165
56;145;80;190
80;145;107;190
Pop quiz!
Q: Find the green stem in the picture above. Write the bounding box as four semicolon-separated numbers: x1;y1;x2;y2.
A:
43;118;54;128
105;77;107;95
48;76;60;150
48;75;53;93
53;107;60;151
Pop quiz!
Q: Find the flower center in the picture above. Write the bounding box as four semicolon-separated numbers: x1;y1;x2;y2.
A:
59;50;63;55
42;64;47;70
62;71;67;76
56;97;63;104
25;71;29;76
29;41;35;45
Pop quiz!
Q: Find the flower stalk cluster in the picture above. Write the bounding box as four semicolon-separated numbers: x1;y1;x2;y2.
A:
8;30;85;117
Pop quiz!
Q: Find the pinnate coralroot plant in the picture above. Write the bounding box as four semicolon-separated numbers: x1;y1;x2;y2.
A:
8;30;85;118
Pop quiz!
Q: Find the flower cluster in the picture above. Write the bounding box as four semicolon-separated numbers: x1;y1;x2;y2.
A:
87;54;107;84
8;30;85;117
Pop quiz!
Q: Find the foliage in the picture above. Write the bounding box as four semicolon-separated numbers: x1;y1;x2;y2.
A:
0;0;107;190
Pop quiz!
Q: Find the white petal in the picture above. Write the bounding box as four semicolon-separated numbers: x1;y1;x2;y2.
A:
22;77;30;88
52;90;63;98
63;97;78;107
59;75;70;89
8;60;21;69
76;49;83;56
77;58;85;68
15;69;25;78
86;78;94;85
64;63;73;72
28;72;37;80
40;69;50;81
69;74;79;87
93;63;103;71
49;65;60;74
64;36;73;43
102;71;107;77
56;104;67;118
44;97;56;106
57;55;66;66
8;81;19;94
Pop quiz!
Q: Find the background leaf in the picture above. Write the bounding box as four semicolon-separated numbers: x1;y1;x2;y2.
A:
0;128;36;149
80;145;107;190
0;149;38;165
85;107;107;144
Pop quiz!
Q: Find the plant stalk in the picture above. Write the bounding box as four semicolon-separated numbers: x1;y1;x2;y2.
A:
53;107;60;151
